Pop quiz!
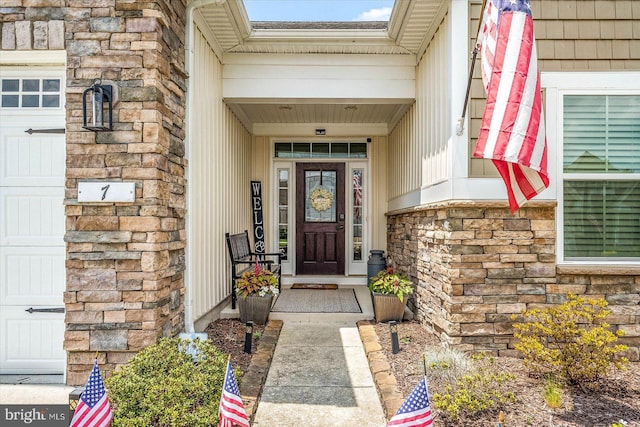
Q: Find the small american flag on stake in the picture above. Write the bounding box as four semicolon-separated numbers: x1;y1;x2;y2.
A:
386;376;433;427
219;358;250;427
70;360;113;427
475;0;549;212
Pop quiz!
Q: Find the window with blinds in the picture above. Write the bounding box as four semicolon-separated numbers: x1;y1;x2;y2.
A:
562;95;640;260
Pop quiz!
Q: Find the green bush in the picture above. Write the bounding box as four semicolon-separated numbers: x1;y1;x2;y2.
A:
423;346;471;384
542;375;563;409
431;353;516;424
512;293;628;388
105;337;231;427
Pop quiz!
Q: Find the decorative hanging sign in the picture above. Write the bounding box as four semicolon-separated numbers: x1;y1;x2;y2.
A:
250;181;265;255
309;187;333;212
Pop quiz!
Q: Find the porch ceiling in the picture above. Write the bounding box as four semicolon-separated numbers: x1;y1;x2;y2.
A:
191;0;445;133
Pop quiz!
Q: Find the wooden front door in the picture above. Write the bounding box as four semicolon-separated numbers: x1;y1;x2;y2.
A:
296;163;345;275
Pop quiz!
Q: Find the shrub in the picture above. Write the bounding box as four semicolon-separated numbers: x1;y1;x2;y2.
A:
105;337;231;427
431;353;516;424
512;293;628;388
423;346;471;384
543;376;563;409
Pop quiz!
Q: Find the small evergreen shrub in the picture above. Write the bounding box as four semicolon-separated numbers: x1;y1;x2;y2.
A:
512;293;628;388
105;337;231;427
431;353;516;424
423;346;471;384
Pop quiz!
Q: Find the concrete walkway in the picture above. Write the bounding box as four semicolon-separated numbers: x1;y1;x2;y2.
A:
252;321;387;427
0;383;74;404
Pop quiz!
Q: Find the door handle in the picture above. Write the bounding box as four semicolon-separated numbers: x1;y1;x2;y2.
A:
25;307;65;314
336;225;344;230
25;128;65;134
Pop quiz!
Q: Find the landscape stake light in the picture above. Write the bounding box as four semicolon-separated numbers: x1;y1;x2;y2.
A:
82;79;113;131
244;321;254;354
390;321;400;354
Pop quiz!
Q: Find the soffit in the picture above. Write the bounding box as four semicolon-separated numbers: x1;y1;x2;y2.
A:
191;0;443;132
239;103;403;124
195;0;445;57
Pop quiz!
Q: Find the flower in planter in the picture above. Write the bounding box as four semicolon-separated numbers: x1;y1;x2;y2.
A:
236;260;279;298
368;266;413;301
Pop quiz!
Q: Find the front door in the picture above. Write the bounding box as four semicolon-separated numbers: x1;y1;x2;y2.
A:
296;163;345;275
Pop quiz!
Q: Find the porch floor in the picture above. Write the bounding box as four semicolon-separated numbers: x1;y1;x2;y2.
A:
221;285;374;323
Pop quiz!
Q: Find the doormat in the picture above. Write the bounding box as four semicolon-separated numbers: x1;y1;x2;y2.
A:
271;289;361;313
291;283;338;290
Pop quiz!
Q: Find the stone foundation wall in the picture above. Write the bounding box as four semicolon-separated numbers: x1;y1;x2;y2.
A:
387;201;639;362
2;0;188;385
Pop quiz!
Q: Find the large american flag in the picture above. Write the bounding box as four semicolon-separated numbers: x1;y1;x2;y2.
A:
219;359;250;427
474;0;549;212
386;376;433;427
70;360;113;427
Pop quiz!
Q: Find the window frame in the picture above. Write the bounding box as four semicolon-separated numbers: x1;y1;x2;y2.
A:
543;72;640;265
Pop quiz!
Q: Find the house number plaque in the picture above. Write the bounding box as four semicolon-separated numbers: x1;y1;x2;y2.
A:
78;182;135;203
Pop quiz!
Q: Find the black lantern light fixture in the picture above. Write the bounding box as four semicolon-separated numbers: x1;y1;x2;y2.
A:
82;79;113;132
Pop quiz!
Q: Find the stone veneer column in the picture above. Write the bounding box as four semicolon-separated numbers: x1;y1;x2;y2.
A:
387;202;557;355
387;202;639;361
62;0;187;385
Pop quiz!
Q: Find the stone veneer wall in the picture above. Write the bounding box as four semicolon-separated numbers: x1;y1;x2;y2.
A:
387;201;639;362
2;0;188;384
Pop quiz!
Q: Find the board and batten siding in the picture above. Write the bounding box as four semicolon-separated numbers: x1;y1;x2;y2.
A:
369;136;388;251
388;13;450;202
189;24;252;322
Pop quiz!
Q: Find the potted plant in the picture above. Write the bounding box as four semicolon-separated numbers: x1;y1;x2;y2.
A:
236;260;279;325
369;266;413;322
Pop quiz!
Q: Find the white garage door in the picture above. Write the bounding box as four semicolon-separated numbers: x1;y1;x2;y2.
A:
0;67;66;374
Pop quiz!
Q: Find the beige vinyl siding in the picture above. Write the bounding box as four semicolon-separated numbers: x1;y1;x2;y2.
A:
369;136;388;251
469;0;640;177
388;13;450;200
190;24;252;320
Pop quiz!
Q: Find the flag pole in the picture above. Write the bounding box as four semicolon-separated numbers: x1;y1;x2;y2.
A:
456;0;488;136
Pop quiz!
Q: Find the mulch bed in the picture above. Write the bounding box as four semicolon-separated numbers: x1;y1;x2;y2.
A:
204;318;640;426
374;320;640;427
204;318;266;380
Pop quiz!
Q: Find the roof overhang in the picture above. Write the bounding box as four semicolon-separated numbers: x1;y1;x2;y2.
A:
187;0;446;133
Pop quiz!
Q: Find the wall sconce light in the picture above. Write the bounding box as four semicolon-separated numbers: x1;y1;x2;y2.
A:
83;79;113;132
244;321;254;354
389;321;400;354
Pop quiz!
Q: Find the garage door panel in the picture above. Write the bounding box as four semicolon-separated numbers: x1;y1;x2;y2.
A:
1;132;65;187
1;246;65;306
0;308;65;374
1;67;66;375
1;187;64;246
